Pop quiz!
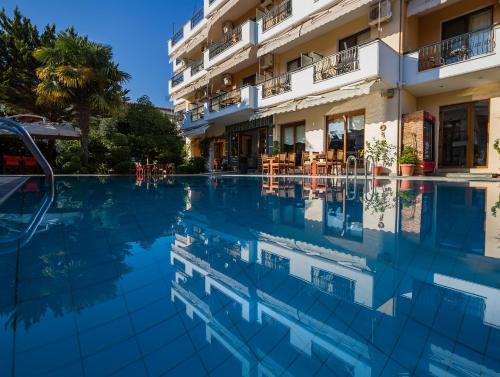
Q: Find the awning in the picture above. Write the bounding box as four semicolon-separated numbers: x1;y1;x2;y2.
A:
183;124;210;137
170;27;208;62
252;79;378;120
207;46;255;80
0;121;81;139
258;0;372;57
207;0;239;28
171;76;210;101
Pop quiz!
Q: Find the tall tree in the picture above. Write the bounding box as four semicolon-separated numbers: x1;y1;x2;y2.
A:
0;7;57;116
33;32;130;164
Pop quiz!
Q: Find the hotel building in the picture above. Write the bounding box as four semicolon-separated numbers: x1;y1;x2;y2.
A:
168;0;500;174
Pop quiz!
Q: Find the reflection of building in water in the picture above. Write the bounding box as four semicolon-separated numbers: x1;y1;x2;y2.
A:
169;178;500;376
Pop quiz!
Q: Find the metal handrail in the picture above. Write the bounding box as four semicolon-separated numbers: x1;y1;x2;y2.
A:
0;180;54;254
364;155;375;179
0;117;54;181
345;155;357;180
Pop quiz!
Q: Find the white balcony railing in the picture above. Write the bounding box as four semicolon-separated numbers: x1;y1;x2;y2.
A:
204;20;257;69
205;85;257;122
168;7;207;56
257;0;342;45
205;0;226;17
404;26;500;88
169;59;207;95
257;40;398;108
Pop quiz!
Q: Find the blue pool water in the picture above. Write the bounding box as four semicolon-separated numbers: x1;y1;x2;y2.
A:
0;176;499;377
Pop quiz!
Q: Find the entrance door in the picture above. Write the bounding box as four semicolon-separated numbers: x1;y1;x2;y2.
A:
282;122;305;165
439;101;489;168
326;112;365;162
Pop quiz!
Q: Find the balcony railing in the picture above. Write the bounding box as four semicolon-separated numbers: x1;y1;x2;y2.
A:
171;71;184;87
191;59;204;75
208;25;242;59
209;87;242;112
418;27;494;72
191;8;204;28
262;0;292;32
262;73;291;98
313;46;359;82
190;105;204;122
171;28;184;46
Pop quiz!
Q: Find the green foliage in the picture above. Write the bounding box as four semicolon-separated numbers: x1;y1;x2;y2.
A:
116;96;185;166
398;146;419;165
272;141;281;155
399;189;420;208
176;157;207;174
365;138;396;167
494;139;500;155
0;8;62;118
33;31;130;163
492;196;500;217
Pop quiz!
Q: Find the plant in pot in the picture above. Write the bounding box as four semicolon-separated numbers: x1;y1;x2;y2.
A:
398;146;419;177
365;138;396;176
239;155;248;174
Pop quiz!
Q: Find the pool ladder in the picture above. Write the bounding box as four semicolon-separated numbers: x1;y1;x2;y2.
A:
0;116;54;182
345;154;375;201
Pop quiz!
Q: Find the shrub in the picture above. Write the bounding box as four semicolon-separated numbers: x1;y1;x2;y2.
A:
190;156;206;173
61;155;82;174
398;146;419;165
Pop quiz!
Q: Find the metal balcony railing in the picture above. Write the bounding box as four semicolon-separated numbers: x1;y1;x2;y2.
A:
262;72;291;98
209;87;242;112
171;28;184;46
208;25;242;59
171;71;184;87
190;105;204;122
262;0;292;32
191;8;204;28
418;27;494;71
313;46;359;82
191;59;204;75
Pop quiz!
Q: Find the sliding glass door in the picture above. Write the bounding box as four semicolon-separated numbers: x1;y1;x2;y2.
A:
326;112;365;161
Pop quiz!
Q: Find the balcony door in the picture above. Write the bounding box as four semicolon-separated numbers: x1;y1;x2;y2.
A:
441;7;492;64
326;111;365;162
439;101;489;168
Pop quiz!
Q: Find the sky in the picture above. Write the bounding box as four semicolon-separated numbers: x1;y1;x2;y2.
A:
2;0;204;107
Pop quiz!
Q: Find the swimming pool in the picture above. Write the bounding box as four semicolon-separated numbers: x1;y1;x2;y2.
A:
0;176;499;376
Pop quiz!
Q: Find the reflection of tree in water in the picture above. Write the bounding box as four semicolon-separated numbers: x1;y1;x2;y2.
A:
1;176;187;330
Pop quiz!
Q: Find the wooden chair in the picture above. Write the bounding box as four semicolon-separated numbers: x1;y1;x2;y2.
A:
276;153;288;175
301;151;311;175
261;154;270;175
333;150;345;175
315;153;327;176
326;150;335;175
286;153;296;175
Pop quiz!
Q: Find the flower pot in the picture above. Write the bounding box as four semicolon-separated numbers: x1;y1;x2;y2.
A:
373;166;383;176
400;180;414;191
400;164;415;177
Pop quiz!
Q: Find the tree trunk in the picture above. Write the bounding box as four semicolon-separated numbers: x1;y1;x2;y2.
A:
77;106;91;165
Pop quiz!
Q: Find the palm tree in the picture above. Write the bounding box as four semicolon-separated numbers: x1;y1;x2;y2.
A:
33;32;130;164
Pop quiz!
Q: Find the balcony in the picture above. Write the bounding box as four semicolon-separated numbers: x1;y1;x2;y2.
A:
181;105;207;134
205;86;257;124
168;7;207;56
404;26;500;95
205;0;226;17
204;20;257;69
257;40;399;108
262;0;292;33
169;58;207;95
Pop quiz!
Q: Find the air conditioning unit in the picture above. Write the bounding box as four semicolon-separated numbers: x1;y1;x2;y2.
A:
260;54;274;70
222;21;234;34
222;73;233;86
369;0;392;26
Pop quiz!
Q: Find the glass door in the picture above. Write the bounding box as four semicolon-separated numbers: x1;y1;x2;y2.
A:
326;112;365;162
440;101;489;168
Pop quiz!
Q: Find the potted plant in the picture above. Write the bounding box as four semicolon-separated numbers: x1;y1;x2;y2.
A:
365;138;396;176
398;146;419;177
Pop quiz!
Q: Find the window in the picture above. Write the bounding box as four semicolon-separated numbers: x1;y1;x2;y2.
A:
286;57;301;72
242;74;256;86
442;7;492;39
326;112;365;161
440;101;489;168
281;122;305;158
339;29;370;51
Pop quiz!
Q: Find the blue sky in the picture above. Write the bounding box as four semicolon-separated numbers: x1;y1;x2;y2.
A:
2;0;203;107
